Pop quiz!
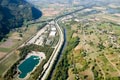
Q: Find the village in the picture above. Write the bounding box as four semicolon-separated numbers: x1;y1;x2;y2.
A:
59;10;120;79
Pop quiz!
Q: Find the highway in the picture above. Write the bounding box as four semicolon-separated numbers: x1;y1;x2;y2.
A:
38;19;64;80
0;6;88;79
38;7;89;80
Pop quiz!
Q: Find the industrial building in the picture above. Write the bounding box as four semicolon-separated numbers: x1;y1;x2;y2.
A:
49;31;56;37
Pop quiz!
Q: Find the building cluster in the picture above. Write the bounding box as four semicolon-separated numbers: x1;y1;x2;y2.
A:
26;21;57;46
49;21;57;37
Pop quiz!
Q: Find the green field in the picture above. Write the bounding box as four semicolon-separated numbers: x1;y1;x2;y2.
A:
52;14;120;80
0;22;45;79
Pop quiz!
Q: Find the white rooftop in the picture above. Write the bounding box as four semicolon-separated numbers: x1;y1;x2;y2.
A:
51;27;56;31
49;31;56;37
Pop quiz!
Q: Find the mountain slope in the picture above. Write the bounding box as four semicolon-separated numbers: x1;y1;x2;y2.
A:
0;0;42;40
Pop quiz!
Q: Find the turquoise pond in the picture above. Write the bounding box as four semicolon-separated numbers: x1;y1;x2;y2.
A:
18;56;40;78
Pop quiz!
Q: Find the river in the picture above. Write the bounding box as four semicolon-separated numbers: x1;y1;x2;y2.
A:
46;28;67;80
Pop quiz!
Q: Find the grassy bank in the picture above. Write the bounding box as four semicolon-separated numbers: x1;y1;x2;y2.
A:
3;44;54;80
51;21;79;80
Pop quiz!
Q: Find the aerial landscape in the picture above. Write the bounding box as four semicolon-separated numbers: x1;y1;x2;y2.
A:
0;0;120;80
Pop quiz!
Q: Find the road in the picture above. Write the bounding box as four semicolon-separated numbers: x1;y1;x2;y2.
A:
38;19;64;80
0;7;88;79
38;7;90;80
104;54;120;76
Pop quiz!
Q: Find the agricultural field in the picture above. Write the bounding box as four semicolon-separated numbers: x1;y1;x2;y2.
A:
52;13;120;80
67;16;120;79
0;22;44;78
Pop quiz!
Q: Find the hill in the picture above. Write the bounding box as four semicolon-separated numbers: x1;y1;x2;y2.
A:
0;0;42;40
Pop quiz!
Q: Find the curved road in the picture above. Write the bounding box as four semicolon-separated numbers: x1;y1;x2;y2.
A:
38;19;64;80
38;7;89;80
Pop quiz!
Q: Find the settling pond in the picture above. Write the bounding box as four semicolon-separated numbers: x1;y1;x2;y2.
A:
18;55;40;78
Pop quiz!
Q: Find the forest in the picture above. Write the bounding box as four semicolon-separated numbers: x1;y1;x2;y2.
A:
0;0;42;40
